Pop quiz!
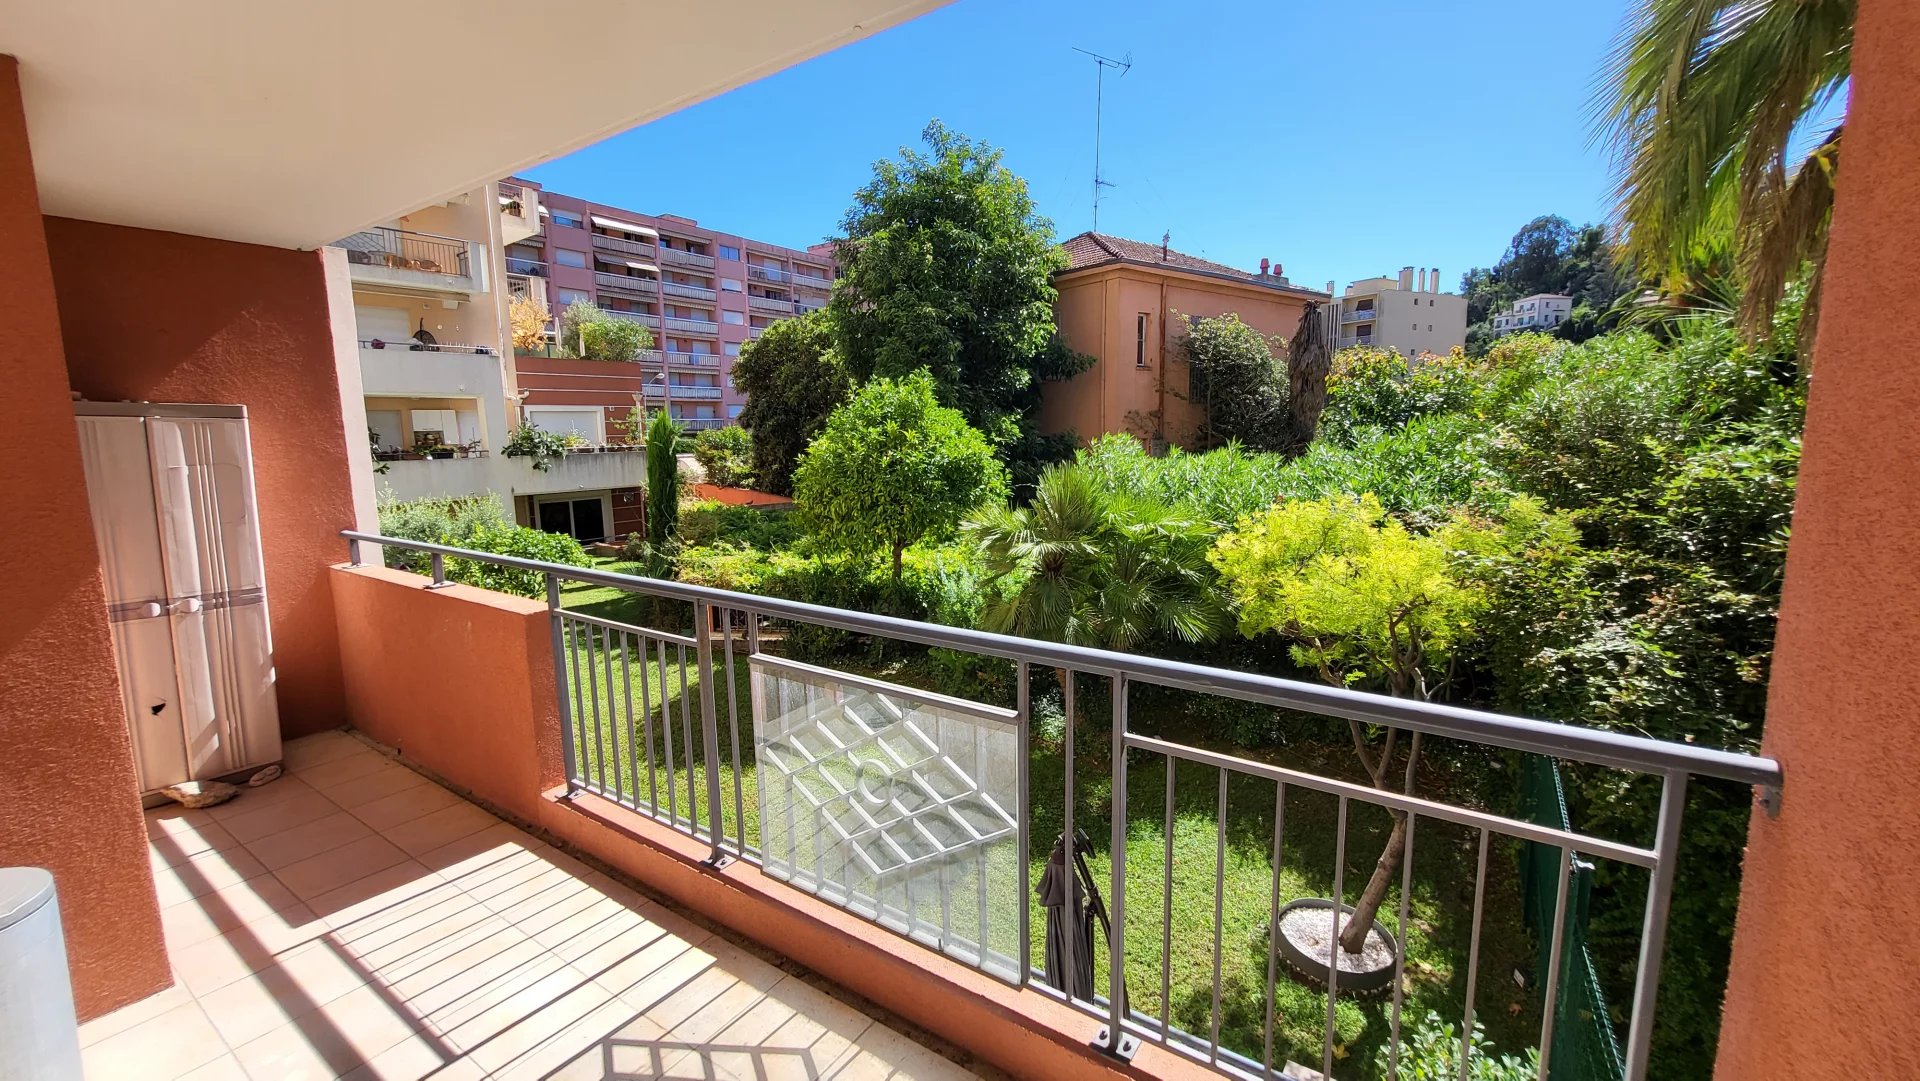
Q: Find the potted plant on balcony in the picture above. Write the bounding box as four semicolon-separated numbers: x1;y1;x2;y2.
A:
503;420;573;472
1209;494;1524;992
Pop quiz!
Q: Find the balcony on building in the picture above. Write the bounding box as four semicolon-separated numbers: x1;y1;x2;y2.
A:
595;265;658;296
790;265;833;290
498;182;543;246
664;314;720;337
747;293;794;317
663;349;718;367
1341;305;1376;322
590;214;660;258
659;244;716;271
603;307;662;329
661;278;717;302
337;226;482;295
746;263;789;285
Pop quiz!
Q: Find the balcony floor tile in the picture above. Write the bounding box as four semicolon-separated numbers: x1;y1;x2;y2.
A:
90;731;996;1080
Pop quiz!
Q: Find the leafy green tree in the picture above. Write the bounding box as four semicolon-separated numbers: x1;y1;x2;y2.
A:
447;524;589;598
734;311;849;495
644;409;683;576
1595;0;1850;344
793;372;1007;585
691;426;753;488
829;121;1089;486
1460;217;1637;352
1180;313;1288;450
559;298;654;361
964;464;1227;652
1210;494;1519;952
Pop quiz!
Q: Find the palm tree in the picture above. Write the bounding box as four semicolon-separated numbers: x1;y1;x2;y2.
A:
1595;0;1852;351
964;465;1226;654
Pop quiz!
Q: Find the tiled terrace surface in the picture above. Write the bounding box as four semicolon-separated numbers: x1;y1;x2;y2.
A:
83;731;989;1080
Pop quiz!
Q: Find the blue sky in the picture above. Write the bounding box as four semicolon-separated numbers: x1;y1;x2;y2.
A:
525;0;1636;292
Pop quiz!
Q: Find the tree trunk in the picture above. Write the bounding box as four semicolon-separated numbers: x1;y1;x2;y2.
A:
891;538;905;586
1284;301;1331;457
1340;810;1407;954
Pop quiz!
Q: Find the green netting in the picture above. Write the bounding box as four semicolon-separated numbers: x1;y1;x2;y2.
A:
1519;757;1626;1081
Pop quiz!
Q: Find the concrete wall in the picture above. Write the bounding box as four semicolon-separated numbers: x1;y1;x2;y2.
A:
0;56;170;1021
1714;0;1920;1076
47;217;360;739
1043;266;1311;448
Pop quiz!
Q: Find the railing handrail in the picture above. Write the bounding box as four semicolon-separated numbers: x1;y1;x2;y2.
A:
338;529;1782;788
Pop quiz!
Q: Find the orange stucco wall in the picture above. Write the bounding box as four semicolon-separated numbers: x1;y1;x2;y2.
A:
1042;267;1312;448
330;564;563;823
0;56;171;1020
1714;0;1920;1076
46;217;359;738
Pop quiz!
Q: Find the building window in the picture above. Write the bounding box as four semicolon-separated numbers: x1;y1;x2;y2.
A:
551;210;583;229
720;278;743;292
728;404;744;419
724;342;741;356
557;288;590;306
1427;324;1433;332
554;249;587;269
718;244;741;261
1135;313;1150;368
722;310;745;325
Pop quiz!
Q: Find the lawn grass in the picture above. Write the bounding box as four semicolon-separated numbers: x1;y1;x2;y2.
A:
555;559;1542;1078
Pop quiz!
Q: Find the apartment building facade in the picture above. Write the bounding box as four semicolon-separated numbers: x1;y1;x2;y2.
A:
1329;265;1468;357
1492;291;1573;334
1040;232;1328;450
499;176;833;436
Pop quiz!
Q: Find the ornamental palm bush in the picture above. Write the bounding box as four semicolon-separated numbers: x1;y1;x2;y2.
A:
964;463;1227;653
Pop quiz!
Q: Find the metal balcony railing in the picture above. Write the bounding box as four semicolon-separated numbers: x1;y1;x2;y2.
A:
662;351;716;367
595;271;657;295
505;256;549;277
663;385;723;400
790;270;833;289
592;232;658;258
661;280;717;302
604;310;661;328
671;417;726;430
664;316;719;336
747;295;793;315
659;247;716;270
343;531;1783;1081
746;264;788;284
338;227;472;279
1341;308;1376;322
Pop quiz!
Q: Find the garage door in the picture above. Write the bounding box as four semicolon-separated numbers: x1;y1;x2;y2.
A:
526;408;601;443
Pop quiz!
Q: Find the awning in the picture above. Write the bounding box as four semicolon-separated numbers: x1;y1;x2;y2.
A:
625;260;659;274
592;215;659;238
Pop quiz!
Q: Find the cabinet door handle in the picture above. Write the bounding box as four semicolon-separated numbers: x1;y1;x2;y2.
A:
172;597;204;615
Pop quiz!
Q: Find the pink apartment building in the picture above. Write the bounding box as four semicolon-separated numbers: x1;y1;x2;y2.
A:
500;176;833;435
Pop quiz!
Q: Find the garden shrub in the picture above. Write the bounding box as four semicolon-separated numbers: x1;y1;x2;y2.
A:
1379;1011;1537;1081
1318;345;1480;445
1275;414;1510;520
677;499;799;551
445;524;589;598
692;426;754;488
377;495;507;572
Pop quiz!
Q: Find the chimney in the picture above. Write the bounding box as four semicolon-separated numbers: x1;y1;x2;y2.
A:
1161;231;1170;261
1325;280;1336;295
1432;267;1442;293
1259;257;1270;277
1417;268;1427;292
1398;266;1415;291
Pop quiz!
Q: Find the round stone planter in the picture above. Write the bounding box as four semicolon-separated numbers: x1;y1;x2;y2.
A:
1272;898;1400;993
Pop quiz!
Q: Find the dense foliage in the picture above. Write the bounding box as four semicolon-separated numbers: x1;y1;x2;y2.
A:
793;372;1008;584
829;121;1088;487
1459;216;1637;353
691;425;753;488
733;311;849;495
375;495;587;596
1179;313;1288;450
1381;1012;1538;1081
964;464;1226;651
502;421;580;471
557;298;653;361
448;525;589;597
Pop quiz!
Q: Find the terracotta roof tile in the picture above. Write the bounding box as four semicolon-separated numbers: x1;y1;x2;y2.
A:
1057;231;1326;297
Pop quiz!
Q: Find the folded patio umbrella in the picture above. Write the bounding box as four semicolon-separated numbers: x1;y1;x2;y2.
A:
1038;828;1123;1011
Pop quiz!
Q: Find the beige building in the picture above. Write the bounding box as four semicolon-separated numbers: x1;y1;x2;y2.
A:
1040;232;1327;450
1492;291;1573;335
1329;266;1467;357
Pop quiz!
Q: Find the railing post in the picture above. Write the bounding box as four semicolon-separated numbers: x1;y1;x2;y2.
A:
1098;672;1137;1060
548;573;577;795
1623;770;1688;1080
427;551;454;589
693;599;727;864
346;537;362;567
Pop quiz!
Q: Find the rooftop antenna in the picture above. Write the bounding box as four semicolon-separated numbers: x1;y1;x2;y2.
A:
1073;46;1130;233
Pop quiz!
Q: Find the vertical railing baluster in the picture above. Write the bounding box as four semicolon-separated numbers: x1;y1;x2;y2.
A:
1536;847;1574;1080
620;630;636;810
567;616;588;786
1264;780;1286;1079
639;633;657;813
1161;756;1176;1042
1106;673;1129;1054
1015;660;1031;989
694;600;725;861
1459;828;1490;1081
603;624;623;795
677;643;694;830
547;574;576;794
1623;771;1687;1081
1389;811;1417;1080
660;638;677;826
1062;669;1078;1005
347;537;362;567
589;625;607;794
1210;767;1228;1064
723;608;746;855
1324;794;1348;1079
974;721;989;965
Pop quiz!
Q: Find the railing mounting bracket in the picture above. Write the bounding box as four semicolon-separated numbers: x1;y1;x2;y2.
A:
703;853;735;871
1758;782;1784;819
1091;1025;1139;1062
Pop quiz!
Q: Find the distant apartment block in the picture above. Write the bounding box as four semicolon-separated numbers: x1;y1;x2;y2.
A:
1040;232;1328;451
1329;266;1467;357
499;177;833;436
1491;292;1573;335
